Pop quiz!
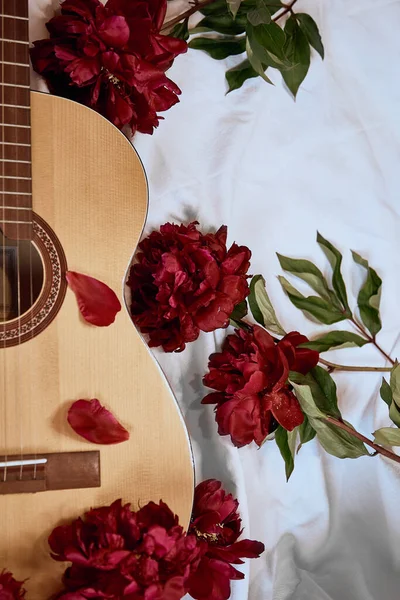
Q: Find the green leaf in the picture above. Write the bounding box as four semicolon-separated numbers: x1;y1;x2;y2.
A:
279;276;347;325
291;382;369;458
245;36;273;84
230;299;248;324
381;373;400;427
200;0;235;16
195;14;247;35
317;232;351;314
248;274;286;335
227;0;243;18
351;251;382;337
189;36;246;59
247;21;289;68
389;402;400;427
247;0;271;25
390;363;400;407
300;331;369;353
374;427;400;447
225;59;258;92
170;19;189;40
281;15;310;98
290;366;341;419
380;378;393;407
275;425;294;480
296;13;324;59
277;253;333;301
299;414;316;445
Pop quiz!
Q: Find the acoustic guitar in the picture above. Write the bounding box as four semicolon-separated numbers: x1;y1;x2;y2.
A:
0;1;194;597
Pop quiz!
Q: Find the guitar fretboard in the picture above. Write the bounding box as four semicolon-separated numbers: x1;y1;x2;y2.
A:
0;0;31;240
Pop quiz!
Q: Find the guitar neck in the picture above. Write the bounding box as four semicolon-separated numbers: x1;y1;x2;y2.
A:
0;0;32;240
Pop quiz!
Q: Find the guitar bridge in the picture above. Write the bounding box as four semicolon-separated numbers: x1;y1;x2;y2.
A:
0;451;100;494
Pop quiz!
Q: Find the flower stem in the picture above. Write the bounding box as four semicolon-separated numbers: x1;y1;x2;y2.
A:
324;416;400;465
161;0;298;33
319;357;392;373
349;316;395;365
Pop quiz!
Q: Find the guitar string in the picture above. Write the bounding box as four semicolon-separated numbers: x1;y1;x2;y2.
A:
1;0;7;482
26;0;36;479
13;0;24;480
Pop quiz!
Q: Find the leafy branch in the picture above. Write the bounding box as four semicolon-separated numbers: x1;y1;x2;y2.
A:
164;0;322;96
228;233;400;479
161;0;298;32
323;416;400;465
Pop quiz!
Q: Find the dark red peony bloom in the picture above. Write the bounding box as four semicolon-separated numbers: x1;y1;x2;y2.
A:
0;570;26;599
187;479;264;600
126;222;252;352
30;0;187;135
202;326;319;447
50;499;201;599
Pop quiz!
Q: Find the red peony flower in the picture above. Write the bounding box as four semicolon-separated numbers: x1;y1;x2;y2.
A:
202;326;319;447
126;222;251;352
187;479;265;600
30;0;187;135
0;570;26;599
49;499;201;599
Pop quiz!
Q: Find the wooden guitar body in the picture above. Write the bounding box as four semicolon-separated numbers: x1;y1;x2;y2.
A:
0;92;194;598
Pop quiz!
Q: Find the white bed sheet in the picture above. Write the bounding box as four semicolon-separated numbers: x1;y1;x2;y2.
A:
30;1;400;598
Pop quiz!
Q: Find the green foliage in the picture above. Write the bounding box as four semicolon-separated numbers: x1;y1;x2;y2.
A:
230;299;248;326
352;251;382;337
281;15;310;97
279;276;347;325
225;59;258;92
296;13;324;58
290;380;369;459
374;427;400;447
170;19;190;40
275;426;295;480
380;365;400;427
189;36;246;59
301;331;369;352
178;0;324;96
317;233;350;314
248;274;286;334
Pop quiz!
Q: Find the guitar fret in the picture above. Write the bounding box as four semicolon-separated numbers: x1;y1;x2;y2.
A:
0;158;30;163
0;104;29;109
0;15;28;21
0;38;29;45
0;141;30;146
0;219;31;224
0;175;31;180
0;82;29;88
0;60;29;68
0;190;31;195
0;124;30;129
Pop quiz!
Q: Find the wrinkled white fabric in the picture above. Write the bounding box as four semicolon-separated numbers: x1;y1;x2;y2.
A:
30;1;400;598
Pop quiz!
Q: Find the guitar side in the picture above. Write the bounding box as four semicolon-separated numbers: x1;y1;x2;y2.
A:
0;91;194;598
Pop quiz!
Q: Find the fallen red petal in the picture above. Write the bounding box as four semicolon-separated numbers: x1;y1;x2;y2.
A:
67;399;129;444
66;271;121;327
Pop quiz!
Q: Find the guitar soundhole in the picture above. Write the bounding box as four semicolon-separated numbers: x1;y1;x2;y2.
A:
0;213;67;347
0;237;43;323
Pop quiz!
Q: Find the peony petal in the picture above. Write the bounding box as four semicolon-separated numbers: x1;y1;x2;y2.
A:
66;271;121;326
98;16;130;48
67;399;129;444
268;387;304;431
